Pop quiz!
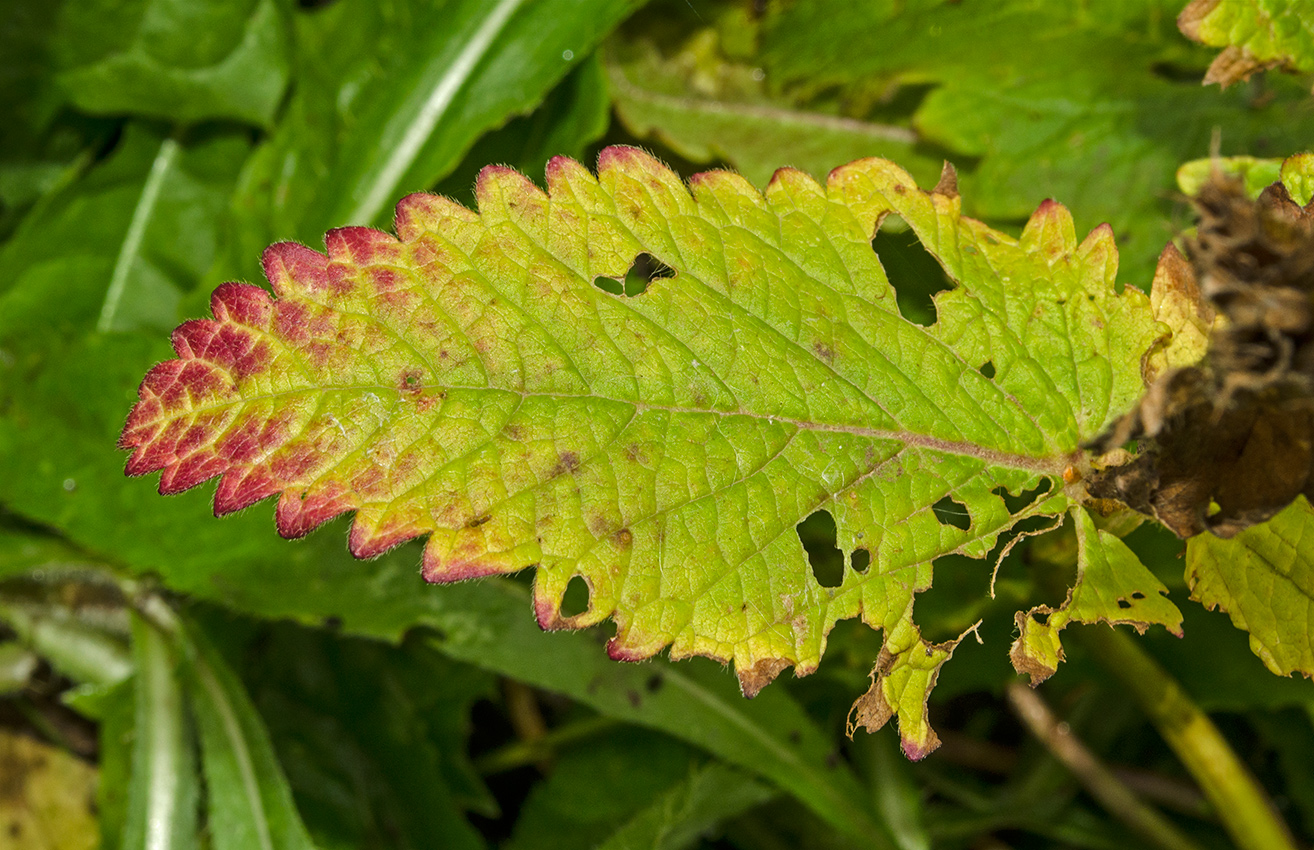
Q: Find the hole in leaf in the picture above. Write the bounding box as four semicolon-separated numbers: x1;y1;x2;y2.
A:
1117;598;1132;609
850;548;870;574
593;253;675;297
932;496;971;530
592;276;624;296
1131;591;1146;600
992;478;1053;514
798;510;844;588
979;361;996;379
873;219;954;326
626;252;674;294
560;576;590;618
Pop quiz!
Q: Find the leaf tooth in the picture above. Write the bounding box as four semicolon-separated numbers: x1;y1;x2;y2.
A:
475;163;550;233
737;657;791;698
210;282;272;329
544;154;595;193
1020;198;1078;261
393;191;478;241
159;451;226;495
213;468;279;516
325;226;403;265
274;485;354;539
261;241;332;297
419;546;507;584
347;517;420;560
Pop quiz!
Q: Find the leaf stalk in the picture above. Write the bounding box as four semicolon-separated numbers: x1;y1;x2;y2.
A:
1082;626;1298;850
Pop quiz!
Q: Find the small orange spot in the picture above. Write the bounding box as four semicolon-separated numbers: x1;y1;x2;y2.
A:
1063;466;1081;484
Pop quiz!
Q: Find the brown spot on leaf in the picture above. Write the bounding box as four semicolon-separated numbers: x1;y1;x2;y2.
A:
399;368;423;394
553;451;581;476
613;528;633;549
812;341;835;363
466;514;491;528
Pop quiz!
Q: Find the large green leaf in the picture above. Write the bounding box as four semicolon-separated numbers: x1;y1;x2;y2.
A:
120;148;1174;756
53;0;291;127
602;8;939;190
214;0;645;293
758;0;1314;287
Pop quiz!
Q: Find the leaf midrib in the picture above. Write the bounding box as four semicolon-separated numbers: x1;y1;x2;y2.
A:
161;381;1069;476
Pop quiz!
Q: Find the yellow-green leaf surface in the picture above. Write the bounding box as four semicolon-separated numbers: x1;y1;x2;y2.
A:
1012;508;1183;685
1179;0;1314;86
1188;498;1314;678
121;148;1164;756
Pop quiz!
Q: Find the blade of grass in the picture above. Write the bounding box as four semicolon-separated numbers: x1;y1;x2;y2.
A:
97;134;179;333
182;617;317;850
123;608;198;850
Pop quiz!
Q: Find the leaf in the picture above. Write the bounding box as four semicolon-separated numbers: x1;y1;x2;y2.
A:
182;620;317;850
505;728;706;850
0;0;113;239
0;123;252;336
1179;0;1314;86
1177;151;1314;205
758;0;1314;287
595;763;775;850
53;0;291;127
222;618;492;850
0;596;132;688
0;729;100;850
216;0;645;288
602;15;939;190
1011;507;1183;685
1186;497;1314;678
120;147;1167;756
122;611;199;850
93;678;134;850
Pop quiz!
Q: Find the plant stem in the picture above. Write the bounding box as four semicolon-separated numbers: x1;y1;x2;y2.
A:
474;715;618;775
1007;681;1204;850
1083;626;1297;850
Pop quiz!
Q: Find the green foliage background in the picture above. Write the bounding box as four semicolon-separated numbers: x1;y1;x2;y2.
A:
2;1;1314;849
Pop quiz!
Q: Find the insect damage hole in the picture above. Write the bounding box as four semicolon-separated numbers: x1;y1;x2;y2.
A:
873;218;955;326
932;496;971;530
979;361;996;379
797;509;844;588
850;548;870;574
593;252;674;297
560;575;591;618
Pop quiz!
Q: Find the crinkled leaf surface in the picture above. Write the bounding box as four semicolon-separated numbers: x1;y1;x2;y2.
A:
1179;0;1314;86
1187;497;1314;678
121;148;1165;756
